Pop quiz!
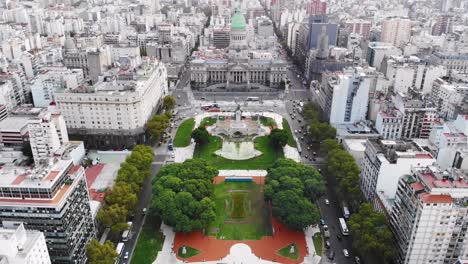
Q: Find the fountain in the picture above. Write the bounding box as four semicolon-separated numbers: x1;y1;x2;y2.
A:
206;105;268;160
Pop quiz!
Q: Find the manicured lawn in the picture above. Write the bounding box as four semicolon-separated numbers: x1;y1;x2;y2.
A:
193;135;284;169
173;118;195;147
200;117;217;128
130;214;165;264
260;116;277;127
231;192;247;218
282;118;297;147
177;245;201;258
208;182;272;240
313;233;323;256
277;243;299;260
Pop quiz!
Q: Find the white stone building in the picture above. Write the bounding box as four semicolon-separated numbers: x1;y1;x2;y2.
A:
0;223;51;264
360;139;435;203
55;58;168;149
366;42;402;71
381;17;411;47
431;78;468;120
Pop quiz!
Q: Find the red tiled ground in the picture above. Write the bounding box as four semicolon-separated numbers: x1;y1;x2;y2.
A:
175;177;307;263
173;218;307;264
85;163;105;187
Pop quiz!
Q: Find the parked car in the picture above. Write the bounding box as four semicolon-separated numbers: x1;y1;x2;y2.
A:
327;251;335;260
343;249;350;257
325;240;331;249
320;219;325;225
354;256;362;264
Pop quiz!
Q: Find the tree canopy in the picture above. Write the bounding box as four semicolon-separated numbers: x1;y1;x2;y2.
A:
302;102;336;142
163;95;176;111
265;159;324;229
191;126;210;145
148;114;170;141
151;159;218;232
348;203;395;263
269;128;289;148
86;240;118;264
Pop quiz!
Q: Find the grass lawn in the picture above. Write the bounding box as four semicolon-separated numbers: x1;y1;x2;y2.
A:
200;117;217;128
177;246;201;258
312;233;323;256
282;118;297;147
260;116;277;127
277;243;299;260
130;214;165;264
208;182;272;240
231;192;247;218
173;118;195;147
193;135;283;169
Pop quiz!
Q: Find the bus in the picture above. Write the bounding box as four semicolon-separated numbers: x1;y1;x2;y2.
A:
343;204;350;219
339;218;349;236
246;97;259;102
201;103;219;110
116;242;125;256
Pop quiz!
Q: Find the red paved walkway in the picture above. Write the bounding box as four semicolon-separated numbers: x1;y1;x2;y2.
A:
173;218;307;264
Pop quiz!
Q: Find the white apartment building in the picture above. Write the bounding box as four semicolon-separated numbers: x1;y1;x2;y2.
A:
366;42;402;71
0;80;18;112
381;17;411;47
381;55;447;94
431;78;468;120
0;223;51;264
318;67;373;126
390;166;468;264
392;90;438;139
55;58;168;149
360;139;435;203
28;112;69;164
31;68;85;108
375;106;404;139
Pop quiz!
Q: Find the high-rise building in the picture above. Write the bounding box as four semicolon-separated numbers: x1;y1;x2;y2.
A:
344;19;372;40
432;15;453;36
366;42;402;71
390;166;468;264
316;67;373;125
360;139;435;203
306;0;327;16
381;17;411;47
0;158;95;264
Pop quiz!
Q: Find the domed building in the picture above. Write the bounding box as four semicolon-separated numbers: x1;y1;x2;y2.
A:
190;7;286;91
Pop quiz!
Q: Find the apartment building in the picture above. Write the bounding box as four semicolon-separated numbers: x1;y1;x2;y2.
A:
366;42;402;70
431;78;468;120
0;223;51;264
360;139;435;203
390;166;468;264
344;19;371;40
375;105;404;140
0;158;95;263
317;67;373;126
392;90;439;139
381;17;411;47
55;58;168;149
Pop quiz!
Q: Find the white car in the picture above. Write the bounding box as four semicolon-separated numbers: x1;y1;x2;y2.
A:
343;249;349;257
124;252;129;259
294;129;298;134
324;199;330;205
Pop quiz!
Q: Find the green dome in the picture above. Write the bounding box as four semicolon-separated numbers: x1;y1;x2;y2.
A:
231;8;246;30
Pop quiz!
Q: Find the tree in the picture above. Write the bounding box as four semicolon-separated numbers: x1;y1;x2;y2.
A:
105;182;138;211
348;203;395;263
147;114;170;141
272;190;319;230
269;128;289;148
86;240;118;264
265;159;325;229
191;126;210;144
151;159;218;232
163;95;176;111
320;139;341;155
96;204;128;234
